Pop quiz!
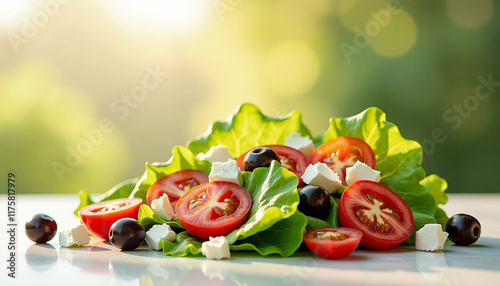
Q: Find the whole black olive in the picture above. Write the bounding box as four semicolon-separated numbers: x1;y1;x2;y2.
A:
446;213;481;245
109;218;145;251
243;147;280;172
25;213;57;243
298;186;330;219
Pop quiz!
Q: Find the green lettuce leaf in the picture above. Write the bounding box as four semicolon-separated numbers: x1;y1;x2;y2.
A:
74;176;139;216
421;174;449;228
129;146;212;202
229;211;307;257
323;107;441;244
187;103;312;157
161;231;203;256
160;161;305;257
137;204;184;231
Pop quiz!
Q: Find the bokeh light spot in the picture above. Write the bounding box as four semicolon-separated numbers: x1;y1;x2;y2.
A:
339;0;387;33
369;11;417;58
447;0;492;29
264;41;320;98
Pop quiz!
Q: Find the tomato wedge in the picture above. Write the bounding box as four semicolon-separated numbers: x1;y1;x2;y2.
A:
338;180;414;249
78;198;142;240
146;169;209;212
176;181;252;240
303;227;363;259
237;145;309;186
309;136;376;185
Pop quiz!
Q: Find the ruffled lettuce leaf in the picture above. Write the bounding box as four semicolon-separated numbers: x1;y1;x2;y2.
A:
161;231;203;257
323;107;444;244
421;174;449;229
187;103;312;157
161;161;305;257
229;211;307;257
129;146;212;202
137;204;184;231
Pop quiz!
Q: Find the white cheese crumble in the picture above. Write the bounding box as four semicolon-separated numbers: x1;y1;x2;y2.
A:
301;162;342;194
59;225;90;247
209;159;243;185
345;161;381;185
145;223;176;251
416;224;448;252
197;145;234;163
201;236;231;260
151;194;176;221
284;131;315;158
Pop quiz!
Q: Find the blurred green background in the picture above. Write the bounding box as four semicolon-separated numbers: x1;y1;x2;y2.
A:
1;0;498;194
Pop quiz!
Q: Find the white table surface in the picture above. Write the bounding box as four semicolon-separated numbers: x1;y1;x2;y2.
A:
1;193;499;286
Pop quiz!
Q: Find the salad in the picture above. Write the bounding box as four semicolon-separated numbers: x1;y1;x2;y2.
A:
73;103;450;258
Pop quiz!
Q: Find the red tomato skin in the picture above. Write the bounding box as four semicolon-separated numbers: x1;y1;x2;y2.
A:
146;169;209;211
303;227;362;259
176;181;252;240
236;145;308;186
78;198;142;240
309;136;376;185
338;180;414;250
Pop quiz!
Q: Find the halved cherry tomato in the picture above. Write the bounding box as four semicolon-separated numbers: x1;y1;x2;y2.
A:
338;180;414;249
303;227;363;259
237;145;309;186
146;169;209;212
78;198;142;240
309;136;376;185
176;181;252;240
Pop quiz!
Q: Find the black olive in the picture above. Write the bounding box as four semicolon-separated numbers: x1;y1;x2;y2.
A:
109;218;145;251
298;186;330;219
243;147;280;172
446;213;481;245
25;213;57;243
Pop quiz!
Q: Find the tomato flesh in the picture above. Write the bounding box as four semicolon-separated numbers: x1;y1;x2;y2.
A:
78;198;142;240
147;169;209;212
237;145;309;186
338;180;414;249
176;181;252;240
309;136;376;185
303;227;362;259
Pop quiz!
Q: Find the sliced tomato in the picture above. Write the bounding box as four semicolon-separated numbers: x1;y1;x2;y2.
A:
237;145;309;186
146;169;209;212
338;180;414;249
309;136;376;185
303;227;363;259
176;181;252;240
78;198;142;240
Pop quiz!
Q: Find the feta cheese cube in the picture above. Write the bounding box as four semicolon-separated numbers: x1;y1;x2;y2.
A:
209;159;243;185
301;162;342;194
197;145;234;163
416;224;449;252
151;194;176;221
345;161;381;185
145;223;176;251
202;236;231;260
284;132;315;158
59;225;90;247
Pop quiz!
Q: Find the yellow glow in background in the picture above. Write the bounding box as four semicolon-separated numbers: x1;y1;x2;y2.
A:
0;0;498;194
